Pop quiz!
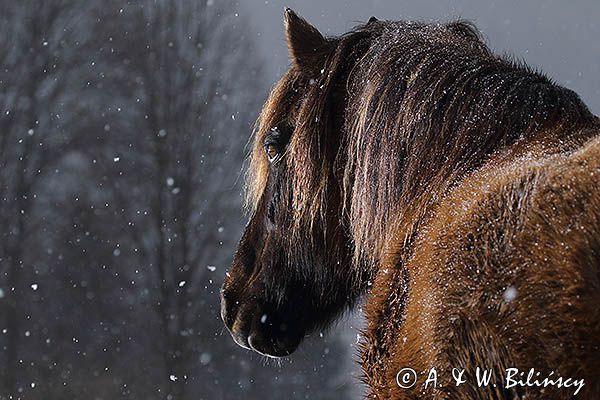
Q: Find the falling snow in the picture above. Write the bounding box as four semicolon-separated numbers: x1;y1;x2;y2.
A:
0;1;588;399
503;286;518;303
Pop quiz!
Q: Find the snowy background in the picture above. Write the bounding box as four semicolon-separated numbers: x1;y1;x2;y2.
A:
0;1;597;399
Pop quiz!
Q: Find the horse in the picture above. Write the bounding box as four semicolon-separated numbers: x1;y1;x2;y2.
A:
221;8;600;399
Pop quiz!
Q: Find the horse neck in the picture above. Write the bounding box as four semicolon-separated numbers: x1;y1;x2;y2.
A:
342;52;597;271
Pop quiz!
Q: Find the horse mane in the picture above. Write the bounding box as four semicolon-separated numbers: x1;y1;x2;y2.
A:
246;19;596;270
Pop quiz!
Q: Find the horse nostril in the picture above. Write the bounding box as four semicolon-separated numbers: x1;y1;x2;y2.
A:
220;289;240;330
220;296;228;325
221;300;252;351
220;285;231;302
219;289;227;320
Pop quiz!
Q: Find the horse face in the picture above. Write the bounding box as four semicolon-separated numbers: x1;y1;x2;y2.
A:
221;9;360;358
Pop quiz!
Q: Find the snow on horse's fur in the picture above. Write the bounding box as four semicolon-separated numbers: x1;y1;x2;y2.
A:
222;9;600;399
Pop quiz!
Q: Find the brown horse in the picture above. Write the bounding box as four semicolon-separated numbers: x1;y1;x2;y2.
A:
221;8;600;399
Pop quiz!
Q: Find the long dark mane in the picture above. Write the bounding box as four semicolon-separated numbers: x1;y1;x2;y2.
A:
246;19;595;270
224;12;600;393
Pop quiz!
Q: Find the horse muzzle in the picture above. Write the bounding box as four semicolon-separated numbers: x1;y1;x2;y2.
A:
220;288;304;358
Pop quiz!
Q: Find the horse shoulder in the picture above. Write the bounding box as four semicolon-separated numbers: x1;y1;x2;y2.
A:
364;133;600;399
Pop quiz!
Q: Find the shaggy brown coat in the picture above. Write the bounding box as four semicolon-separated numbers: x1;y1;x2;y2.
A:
223;9;600;399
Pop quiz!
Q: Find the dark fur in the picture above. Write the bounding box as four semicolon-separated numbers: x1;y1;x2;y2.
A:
222;9;600;398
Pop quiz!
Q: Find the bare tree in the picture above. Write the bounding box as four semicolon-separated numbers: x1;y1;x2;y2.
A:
0;1;355;399
0;1;96;393
90;1;264;398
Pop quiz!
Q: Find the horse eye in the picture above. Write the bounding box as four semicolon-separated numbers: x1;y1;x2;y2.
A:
265;144;279;162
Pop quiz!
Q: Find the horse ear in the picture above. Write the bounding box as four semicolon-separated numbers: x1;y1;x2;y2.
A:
284;8;328;69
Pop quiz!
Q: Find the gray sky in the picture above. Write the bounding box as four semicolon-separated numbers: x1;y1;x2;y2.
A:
240;0;600;114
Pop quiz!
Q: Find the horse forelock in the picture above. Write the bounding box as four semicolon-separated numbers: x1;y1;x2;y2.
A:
244;70;295;215
244;33;355;225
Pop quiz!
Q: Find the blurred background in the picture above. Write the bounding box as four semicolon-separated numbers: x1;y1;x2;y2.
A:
0;1;597;399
